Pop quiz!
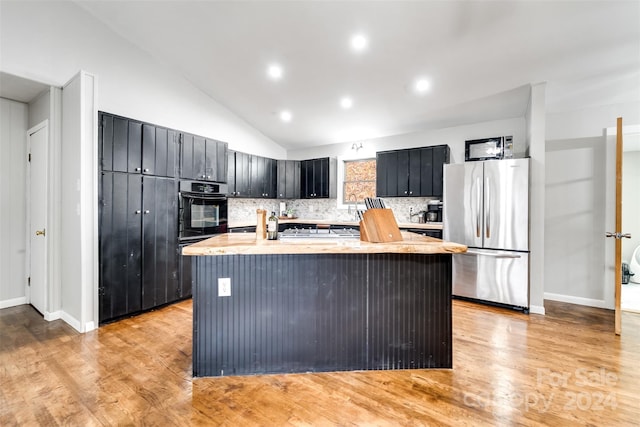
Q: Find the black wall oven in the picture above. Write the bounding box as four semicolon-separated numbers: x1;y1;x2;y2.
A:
179;180;228;241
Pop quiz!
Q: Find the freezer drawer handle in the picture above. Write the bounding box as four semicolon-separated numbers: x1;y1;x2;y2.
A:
461;250;522;259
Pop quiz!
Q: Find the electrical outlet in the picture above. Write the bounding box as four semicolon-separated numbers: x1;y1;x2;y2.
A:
218;277;231;297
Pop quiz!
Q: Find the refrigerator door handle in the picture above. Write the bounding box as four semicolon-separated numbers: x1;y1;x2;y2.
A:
461;249;522;259
485;177;491;239
475;177;481;238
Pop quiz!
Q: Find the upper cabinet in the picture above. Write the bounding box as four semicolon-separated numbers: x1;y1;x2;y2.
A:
301;157;337;199
228;151;277;198
277;160;301;199
180;133;228;182
250;155;277;198
376;145;449;198
100;112;178;177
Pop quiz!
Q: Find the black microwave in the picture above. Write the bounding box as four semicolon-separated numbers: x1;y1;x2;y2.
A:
465;136;513;161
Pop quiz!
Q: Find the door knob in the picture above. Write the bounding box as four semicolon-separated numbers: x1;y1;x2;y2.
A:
605;232;632;239
35;229;46;236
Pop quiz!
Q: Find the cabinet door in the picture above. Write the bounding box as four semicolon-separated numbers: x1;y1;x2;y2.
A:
249;155;263;197
407;149;422;197
99;113;128;172
277;160;300;199
376;151;399;197
180;133;194;179
142;124;156;175
235;152;251;197
98;115;140;173
204;138;226;182
288;160;301;199
142;176;179;310
419;147;434;197
127;121;143;174
227;150;237;195
99;172;142;322
193;135;206;180
301;160;313;198
265;158;277;198
315;158;328;197
141;125;178;178
396;150;410;196
432;145;449;197
216;141;228;183
178;244;193;298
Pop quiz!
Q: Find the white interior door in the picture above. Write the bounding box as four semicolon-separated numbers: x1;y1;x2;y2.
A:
28;122;48;315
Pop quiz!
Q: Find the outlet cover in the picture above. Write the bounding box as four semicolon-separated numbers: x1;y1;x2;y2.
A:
218;277;231;297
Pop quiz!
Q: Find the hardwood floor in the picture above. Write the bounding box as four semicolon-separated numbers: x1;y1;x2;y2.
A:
1;299;639;426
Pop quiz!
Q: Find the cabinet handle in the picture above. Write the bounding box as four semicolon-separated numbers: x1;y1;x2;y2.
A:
135;167;141;172
404;191;408;194
144;210;150;214
280;193;283;197
207;175;211;179
409;191;413;195
135;210;141;214
143;168;149;172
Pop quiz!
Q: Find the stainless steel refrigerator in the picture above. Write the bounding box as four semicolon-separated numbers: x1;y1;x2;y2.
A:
443;158;529;310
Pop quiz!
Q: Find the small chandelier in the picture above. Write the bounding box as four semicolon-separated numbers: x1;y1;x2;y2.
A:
351;142;363;151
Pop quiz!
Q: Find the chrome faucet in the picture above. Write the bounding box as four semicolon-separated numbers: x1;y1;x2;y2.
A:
347;193;358;220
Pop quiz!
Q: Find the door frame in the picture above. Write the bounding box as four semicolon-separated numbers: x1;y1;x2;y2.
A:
26;119;49;315
605;121;640;334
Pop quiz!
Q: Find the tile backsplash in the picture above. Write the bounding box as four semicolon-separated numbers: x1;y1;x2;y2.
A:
228;196;439;225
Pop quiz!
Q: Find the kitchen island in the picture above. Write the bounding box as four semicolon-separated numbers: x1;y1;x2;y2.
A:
183;232;466;377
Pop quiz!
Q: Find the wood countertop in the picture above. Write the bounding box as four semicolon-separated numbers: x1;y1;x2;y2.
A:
228;218;443;230
182;231;466;256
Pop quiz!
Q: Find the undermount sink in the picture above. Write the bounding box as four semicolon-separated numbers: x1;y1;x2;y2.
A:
279;227;360;239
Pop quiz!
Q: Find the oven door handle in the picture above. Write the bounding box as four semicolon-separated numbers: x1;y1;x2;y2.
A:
180;192;227;200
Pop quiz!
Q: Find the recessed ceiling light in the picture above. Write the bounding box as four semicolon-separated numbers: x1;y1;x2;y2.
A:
280;110;292;122
415;78;431;94
350;34;368;51
267;64;283;80
340;97;353;109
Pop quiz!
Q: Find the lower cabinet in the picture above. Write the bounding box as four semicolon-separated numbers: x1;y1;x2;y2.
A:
99;172;181;323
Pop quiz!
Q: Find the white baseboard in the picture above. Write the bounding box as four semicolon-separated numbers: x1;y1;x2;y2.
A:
529;305;546;315
0;296;27;309
60;311;83;332
544;292;612;309
84;321;96;332
59;312;96;333
44;310;62;321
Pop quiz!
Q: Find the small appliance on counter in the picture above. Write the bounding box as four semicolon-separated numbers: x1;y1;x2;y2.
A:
426;200;442;222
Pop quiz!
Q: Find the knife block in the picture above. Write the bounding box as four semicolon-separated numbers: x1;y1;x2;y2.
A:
359;209;403;243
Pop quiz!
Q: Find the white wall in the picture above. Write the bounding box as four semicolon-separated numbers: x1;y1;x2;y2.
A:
545;137;608;306
0;98;28;308
622;151;640;265
0;1;285;159
546;101;640;141
288;117;526;163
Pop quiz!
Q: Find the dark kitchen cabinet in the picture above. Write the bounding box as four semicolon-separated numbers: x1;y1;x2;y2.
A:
301;157;337;199
227;150;251;197
250;155;277;198
376;145;449;198
99;172;180;323
277;160;301;199
180;132;228;182
99;112;178;177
